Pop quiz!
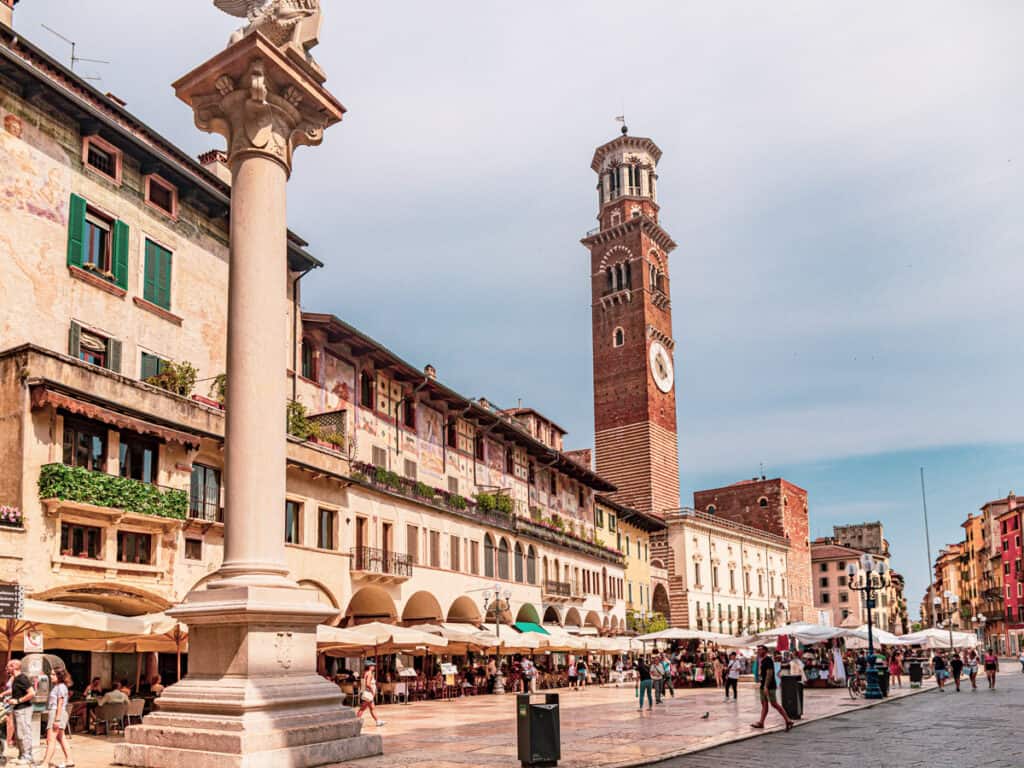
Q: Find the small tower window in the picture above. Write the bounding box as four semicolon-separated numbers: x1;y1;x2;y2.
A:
608;167;620;198
606;267;615;292
707;505;716;514
758;497;769;508
613;328;625;347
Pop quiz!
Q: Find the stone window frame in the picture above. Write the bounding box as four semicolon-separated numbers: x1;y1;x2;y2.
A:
144;173;179;219
81;134;123;186
612;327;625;347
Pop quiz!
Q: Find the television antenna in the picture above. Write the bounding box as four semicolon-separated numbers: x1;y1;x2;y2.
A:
41;24;110;80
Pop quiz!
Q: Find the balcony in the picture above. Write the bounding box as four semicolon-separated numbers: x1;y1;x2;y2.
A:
350;546;413;584
543;579;573;602
38;463;187;523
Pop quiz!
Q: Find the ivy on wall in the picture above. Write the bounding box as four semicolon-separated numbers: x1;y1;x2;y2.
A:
38;463;187;520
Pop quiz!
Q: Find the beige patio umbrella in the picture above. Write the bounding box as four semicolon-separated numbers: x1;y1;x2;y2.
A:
106;614;190;684
318;621;449;657
1;599;153;670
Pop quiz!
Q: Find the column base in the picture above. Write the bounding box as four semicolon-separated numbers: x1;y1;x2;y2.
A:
113;585;382;767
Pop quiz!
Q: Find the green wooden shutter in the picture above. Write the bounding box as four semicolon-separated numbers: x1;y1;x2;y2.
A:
157;247;172;310
143;240;157;304
106;338;122;373
112;220;129;289
66;194;87;268
68;321;82;358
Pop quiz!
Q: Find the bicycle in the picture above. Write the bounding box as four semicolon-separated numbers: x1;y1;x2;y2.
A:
847;673;865;699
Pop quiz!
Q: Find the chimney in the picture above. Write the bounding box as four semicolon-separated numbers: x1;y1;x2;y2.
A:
198;149;231;185
424;364;436;380
0;0;16;29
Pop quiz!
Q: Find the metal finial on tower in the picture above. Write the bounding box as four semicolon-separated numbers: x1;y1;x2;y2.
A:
615;113;627;135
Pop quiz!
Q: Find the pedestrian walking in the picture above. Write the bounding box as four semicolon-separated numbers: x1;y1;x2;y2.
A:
1018;649;1024;673
712;654;724;688
983;648;999;689
949;651;964;692
5;658;36;764
356;660;385;728
932;651;948;691
660;654;675;699
649;655;664;703
41;667;73;768
636;658;653;710
750;646;793;732
888;651;903;688
965;649;979;690
521;656;537;693
576;657;587;689
567;659;577;690
486;656;497;694
725;652;742;701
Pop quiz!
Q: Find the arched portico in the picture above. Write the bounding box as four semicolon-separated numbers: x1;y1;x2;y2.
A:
515;603;540;625
447;595;482;624
344;586;397;625
401;591;444;624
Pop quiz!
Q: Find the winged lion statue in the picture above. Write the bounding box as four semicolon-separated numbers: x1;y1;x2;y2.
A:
213;0;322;61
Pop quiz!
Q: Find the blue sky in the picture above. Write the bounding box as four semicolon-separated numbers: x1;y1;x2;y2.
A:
17;1;1024;617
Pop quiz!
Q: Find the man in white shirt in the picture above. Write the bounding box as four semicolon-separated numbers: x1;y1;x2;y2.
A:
725;652;744;701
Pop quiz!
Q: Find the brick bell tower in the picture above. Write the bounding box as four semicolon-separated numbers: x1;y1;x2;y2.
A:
583;127;680;516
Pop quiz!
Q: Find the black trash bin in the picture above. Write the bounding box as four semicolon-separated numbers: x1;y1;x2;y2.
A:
875;664;889;697
780;674;803;720
908;659;923;687
517;693;560;768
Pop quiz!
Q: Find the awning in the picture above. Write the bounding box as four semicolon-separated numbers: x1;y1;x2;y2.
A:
514;621;549;635
31;386;200;448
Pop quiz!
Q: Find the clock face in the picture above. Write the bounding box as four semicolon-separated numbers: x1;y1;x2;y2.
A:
648;341;674;393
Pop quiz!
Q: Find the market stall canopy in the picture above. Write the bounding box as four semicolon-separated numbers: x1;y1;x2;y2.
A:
844;625;902;648
2;599;153;652
758;622;848;644
318;622;449;656
896;628;980;649
479;624;548;652
634;627;733;643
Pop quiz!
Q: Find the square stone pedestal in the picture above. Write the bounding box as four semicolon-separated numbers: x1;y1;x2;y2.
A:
113;585;382;767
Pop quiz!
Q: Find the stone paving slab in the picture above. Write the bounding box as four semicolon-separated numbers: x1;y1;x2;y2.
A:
30;678;930;768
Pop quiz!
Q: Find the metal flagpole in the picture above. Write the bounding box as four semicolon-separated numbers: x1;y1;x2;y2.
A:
920;468;937;628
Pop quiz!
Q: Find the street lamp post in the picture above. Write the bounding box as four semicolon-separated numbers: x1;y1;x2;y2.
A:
932;591;959;650
972;613;987;646
848;554;890;700
484;584;511;694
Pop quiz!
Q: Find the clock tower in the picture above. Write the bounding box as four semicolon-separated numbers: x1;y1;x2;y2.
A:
583;128;680;516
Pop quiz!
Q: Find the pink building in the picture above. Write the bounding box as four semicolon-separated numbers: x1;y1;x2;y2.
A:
998;503;1024;652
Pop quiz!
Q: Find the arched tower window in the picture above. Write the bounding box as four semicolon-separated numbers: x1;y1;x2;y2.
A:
613;328;624;348
758;497;769;508
606;267;614;292
623;261;631;288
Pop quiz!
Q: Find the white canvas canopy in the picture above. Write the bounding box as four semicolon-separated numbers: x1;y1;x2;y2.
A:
318;622;449;656
1;599;153;653
896;628;980;649
843;625;902;648
634;627;731;643
758;622;848;644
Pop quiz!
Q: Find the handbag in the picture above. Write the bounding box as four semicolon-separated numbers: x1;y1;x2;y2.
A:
360;690;374;703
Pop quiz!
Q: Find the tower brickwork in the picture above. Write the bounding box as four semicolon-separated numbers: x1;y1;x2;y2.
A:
583;130;680;517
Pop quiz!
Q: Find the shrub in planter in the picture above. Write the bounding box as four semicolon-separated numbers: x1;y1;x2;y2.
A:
38;463;187;519
475;493;496;512
414;482;436;499
146;360;198;398
495;494;513;514
351;471;368;483
449;494;467;510
0;505;22;527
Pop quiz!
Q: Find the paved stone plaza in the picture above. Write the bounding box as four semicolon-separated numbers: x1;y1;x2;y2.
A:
660;670;1024;768
11;675;946;768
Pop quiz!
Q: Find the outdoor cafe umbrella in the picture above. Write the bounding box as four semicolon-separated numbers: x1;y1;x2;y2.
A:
318;621;449;657
1;599;152;668
896;628;980;649
844;625;901;649
106;613;190;683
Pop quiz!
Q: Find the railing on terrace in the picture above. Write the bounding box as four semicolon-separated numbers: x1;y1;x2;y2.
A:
350;546;413;578
188;497;223;523
544;580;572;597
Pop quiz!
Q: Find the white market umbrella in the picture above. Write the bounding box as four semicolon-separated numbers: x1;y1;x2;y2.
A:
318;621;449;657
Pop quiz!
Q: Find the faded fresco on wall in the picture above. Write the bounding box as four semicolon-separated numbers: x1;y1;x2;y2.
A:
0;109;69;227
325;353;355;408
416;404;444;478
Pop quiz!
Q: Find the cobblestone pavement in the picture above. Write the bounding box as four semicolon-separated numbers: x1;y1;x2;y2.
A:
654;670;1024;768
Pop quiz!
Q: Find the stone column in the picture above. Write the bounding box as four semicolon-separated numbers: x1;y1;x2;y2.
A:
114;32;381;768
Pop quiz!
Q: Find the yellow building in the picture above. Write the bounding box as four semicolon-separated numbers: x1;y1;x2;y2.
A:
594;496;667;620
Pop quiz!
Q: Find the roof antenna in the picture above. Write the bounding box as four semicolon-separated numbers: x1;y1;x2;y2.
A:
760;462;766;480
41;24;110;80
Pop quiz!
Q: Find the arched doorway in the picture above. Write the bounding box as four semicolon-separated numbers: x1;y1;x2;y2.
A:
515;604;540;625
297;579;341;625
652;583;671;623
344;586;398;626
584;611;602;630
542;606;561;626
32;583;171;616
401;591;443;624
447;596;481;624
564;607;582;628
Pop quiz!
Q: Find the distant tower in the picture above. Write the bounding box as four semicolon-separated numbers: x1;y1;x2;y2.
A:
583;128;680;515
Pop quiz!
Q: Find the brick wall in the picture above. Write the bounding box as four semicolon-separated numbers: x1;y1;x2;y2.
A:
693;478;814;622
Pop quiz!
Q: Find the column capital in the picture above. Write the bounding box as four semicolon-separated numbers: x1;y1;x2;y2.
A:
173;32;345;176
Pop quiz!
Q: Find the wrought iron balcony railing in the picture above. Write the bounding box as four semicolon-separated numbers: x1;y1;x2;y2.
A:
350;546;413;578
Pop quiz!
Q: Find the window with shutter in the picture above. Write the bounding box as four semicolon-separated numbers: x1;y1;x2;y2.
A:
66;194;87;268
143;239;172;309
112;220;129;289
140;352;167;381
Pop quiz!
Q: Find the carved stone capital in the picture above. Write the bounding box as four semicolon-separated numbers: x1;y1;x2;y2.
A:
173;32;345;177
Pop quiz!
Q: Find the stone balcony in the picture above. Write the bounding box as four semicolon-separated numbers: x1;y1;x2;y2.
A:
349;546;413;584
